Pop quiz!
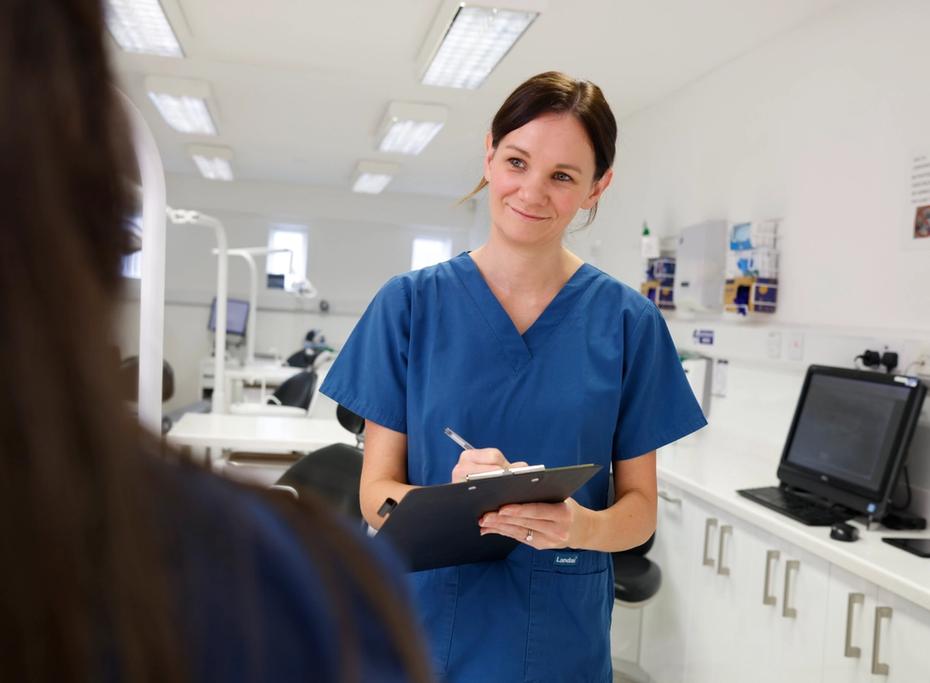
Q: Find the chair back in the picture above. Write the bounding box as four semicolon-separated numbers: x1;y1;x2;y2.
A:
336;404;365;436
119;356;174;402
275;443;363;519
269;370;317;410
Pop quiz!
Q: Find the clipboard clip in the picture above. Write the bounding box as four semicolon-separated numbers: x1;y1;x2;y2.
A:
465;464;545;481
377;497;398;517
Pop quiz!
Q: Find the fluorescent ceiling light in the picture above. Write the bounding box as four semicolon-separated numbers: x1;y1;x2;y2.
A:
351;161;400;195
418;2;540;89
145;77;217;135
105;0;183;57
377;102;447;156
189;145;234;181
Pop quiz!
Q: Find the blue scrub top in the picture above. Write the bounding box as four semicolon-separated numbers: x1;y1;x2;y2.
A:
321;252;706;683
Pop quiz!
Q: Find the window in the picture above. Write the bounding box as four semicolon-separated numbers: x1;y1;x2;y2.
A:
121;250;142;279
267;224;308;289
411;236;452;270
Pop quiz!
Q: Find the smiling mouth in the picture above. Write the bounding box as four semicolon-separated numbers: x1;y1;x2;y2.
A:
508;205;546;221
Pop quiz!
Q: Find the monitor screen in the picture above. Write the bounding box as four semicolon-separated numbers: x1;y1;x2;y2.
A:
778;366;926;518
207;297;249;337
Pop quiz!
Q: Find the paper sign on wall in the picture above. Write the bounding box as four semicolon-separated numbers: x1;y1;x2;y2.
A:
910;152;930;241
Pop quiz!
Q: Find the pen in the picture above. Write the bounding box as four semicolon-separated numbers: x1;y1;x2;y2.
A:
443;426;475;450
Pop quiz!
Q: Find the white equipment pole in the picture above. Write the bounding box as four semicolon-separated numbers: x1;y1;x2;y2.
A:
118;90;165;434
169;210;228;413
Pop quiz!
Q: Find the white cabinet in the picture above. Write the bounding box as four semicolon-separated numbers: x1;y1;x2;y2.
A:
680;499;746;683
645;484;930;683
640;484;695;683
676;498;830;683
756;534;830;683
874;587;930;682
823;565;880;683
823;566;930;682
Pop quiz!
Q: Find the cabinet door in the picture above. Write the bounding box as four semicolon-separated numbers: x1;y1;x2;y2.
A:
871;588;930;682
773;541;830;683
721;519;781;683
823;565;878;683
680;497;744;683
639;483;696;683
698;519;829;683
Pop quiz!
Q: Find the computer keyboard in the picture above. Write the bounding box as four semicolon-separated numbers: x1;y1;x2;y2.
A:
737;486;854;526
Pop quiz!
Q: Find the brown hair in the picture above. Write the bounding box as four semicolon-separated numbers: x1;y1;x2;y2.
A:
464;71;618;225
0;2;429;682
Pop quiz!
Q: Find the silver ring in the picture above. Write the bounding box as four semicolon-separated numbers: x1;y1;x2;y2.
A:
525;529;533;542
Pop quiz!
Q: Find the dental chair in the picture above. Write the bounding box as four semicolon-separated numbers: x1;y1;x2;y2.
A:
229;369;318;417
118;355;200;434
271;405;365;520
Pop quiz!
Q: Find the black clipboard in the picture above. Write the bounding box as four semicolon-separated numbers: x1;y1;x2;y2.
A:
377;463;601;572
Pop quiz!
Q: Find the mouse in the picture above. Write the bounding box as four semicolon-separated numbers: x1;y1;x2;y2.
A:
830;521;859;542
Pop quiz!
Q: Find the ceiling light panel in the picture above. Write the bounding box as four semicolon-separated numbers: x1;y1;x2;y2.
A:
189;145;234;181
419;4;539;89
148;94;216;134
105;0;183;57
353;173;394;194
352;161;400;195
145;77;217;135
377;102;448;156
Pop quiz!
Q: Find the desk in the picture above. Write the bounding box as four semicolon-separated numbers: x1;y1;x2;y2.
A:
166;413;354;453
640;426;930;683
223;362;304;410
225;363;303;386
657;425;930;610
199;358;304;403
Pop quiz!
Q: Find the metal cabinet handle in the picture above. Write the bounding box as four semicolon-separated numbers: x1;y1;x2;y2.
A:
702;518;718;567
763;549;780;605
844;593;864;658
782;560;800;618
717;525;732;576
658;490;681;504
871;606;892;675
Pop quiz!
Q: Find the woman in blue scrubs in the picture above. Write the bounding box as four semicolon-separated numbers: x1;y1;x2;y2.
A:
321;71;706;682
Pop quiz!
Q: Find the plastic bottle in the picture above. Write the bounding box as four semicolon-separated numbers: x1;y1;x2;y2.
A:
640;221;660;259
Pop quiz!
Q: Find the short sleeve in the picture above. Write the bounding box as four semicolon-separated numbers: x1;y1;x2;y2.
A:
613;304;707;460
319;276;410;433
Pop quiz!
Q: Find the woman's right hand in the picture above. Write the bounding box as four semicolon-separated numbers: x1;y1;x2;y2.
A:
451;448;528;483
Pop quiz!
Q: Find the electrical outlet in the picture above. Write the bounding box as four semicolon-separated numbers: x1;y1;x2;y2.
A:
786;331;804;361
902;340;930;377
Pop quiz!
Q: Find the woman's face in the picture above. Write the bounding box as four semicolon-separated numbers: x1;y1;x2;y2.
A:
483;113;612;249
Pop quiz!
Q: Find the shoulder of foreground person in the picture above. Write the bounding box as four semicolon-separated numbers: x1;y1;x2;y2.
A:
146;456;418;683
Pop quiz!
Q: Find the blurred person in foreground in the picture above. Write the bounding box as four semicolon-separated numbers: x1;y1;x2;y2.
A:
0;2;431;682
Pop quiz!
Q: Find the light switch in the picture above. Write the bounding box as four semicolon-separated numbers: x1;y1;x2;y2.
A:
767;332;782;359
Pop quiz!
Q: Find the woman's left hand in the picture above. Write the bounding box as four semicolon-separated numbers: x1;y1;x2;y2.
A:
479;499;587;549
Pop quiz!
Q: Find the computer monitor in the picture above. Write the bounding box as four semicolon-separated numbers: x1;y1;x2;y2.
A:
777;365;926;520
207;297;250;337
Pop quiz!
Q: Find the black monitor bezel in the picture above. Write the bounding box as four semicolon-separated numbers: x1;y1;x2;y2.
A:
776;365;926;520
207;297;250;337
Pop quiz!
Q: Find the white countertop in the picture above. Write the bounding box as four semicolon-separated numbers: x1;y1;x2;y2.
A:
224;363;303;384
167;413;355;452
658;427;930;611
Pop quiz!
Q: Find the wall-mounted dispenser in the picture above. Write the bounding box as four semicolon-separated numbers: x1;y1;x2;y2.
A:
673;220;728;313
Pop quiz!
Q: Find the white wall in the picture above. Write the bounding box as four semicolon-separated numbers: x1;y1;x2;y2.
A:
116;174;474;411
590;0;930;330
575;0;930;517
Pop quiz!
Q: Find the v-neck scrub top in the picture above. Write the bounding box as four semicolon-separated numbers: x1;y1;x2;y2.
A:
320;253;706;683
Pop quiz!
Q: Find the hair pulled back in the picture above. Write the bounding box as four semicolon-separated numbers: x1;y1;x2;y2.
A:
465;71;618;224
